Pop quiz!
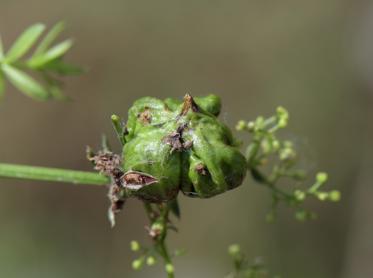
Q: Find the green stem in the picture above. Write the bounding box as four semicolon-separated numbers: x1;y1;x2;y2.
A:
0;163;109;185
158;204;175;278
157;239;174;278
143;202;175;278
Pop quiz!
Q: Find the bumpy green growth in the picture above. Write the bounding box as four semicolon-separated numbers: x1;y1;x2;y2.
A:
122;94;247;201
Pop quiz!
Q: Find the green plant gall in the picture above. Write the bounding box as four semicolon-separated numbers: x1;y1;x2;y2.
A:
121;94;247;201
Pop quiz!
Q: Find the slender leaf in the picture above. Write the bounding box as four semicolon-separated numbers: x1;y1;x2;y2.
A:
43;59;83;75
28;39;73;68
1;64;49;100
101;134;112;152
0;71;5;99
0;35;4;60
5;23;45;63
48;84;69;101
33;21;65;56
42;74;68;101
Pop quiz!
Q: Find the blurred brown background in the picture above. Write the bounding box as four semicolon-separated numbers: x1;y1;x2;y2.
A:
0;0;372;277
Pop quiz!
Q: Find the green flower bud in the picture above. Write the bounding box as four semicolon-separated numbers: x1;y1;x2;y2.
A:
132;258;144;270
279;147;295;161
276;106;289;128
122;94;247;201
165;263;174;274
228;244;241;256
294;190;306;201
316;172;328;184
272;140;280;151
111;114;120;122
236;120;247;131
276;106;288;117
247;121;255;132
150;221;164;236
278;118;288;128
317;192;329;201
146;256;156;266
130;240;140;251
328;190;341;202
261;139;272;154
295;209;317;221
255;117;265;130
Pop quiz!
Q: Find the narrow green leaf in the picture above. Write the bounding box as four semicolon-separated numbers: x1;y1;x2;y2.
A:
1;64;49;100
0;71;5;99
5;23;45;63
101;134;112;152
0;35;4;60
47;83;69;101
33;21;65;56
41;72;69;101
43;59;83;75
28;39;73;68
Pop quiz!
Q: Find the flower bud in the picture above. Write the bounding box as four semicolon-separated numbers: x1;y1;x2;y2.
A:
247;121;255;131
276;106;288;117
278;118;288;128
272;140;280;150
148;221;164;239
236;120;247;131
132;258;144;270
255;117;264;130
228;244;241;256
165;263;174;274
279;147;295;161
294;190;306;201
328;190;341;202
130;240;140;252
317;192;329;201
316;172;328;184
146;256;156;266
261;139;271;154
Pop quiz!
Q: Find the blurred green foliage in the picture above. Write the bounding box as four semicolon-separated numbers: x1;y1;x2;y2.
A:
0;22;81;100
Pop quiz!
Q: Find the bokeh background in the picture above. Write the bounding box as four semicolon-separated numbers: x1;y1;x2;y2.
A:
0;0;372;277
